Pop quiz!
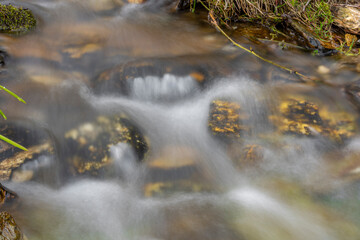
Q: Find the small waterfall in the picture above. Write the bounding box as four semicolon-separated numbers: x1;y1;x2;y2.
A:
128;74;199;102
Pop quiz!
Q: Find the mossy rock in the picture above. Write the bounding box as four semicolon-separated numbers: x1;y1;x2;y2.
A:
0;211;24;240
64;115;148;176
0;4;36;33
208;100;249;140
0;120;57;182
269;98;357;143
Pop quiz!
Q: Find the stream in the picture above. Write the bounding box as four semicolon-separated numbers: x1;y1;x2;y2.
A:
1;0;360;240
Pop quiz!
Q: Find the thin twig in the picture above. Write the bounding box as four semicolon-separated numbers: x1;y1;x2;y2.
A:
208;11;315;83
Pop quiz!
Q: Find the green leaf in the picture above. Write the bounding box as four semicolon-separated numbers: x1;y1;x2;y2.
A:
0;109;7;120
0;134;28;151
0;85;27;104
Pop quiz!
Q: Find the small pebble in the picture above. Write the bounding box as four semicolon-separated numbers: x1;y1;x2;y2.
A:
317;65;330;75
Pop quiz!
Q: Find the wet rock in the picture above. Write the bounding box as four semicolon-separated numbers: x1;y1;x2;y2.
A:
345;33;358;47
144;146;213;197
208;100;249;140
0;4;36;33
0;212;24;240
0;120;57;182
333;6;360;35
65;115;147;176
269;98;357;143
0;184;17;207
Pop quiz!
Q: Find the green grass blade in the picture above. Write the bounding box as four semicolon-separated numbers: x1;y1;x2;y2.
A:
0;85;27;104
0;134;28;151
0;109;7;120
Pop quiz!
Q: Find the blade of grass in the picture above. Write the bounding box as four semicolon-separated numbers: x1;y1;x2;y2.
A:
192;0;196;13
0;109;7;120
0;85;26;104
0;134;28;151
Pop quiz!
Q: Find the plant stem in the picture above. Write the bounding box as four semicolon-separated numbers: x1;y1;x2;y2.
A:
208;11;314;83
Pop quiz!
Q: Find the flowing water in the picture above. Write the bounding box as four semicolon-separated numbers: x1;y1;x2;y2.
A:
1;0;360;240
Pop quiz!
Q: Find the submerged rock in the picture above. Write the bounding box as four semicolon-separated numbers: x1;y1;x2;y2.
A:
0;212;24;240
269;98;357;143
0;4;36;33
144;146;213;197
65;115;148;176
0;121;57;182
228;143;264;169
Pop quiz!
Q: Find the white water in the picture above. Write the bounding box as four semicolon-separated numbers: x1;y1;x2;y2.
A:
6;76;358;240
1;0;359;239
129;74;199;102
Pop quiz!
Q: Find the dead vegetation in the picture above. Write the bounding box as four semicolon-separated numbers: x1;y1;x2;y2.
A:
179;0;360;53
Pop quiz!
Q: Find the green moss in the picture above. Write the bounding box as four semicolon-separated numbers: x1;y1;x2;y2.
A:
0;4;36;33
